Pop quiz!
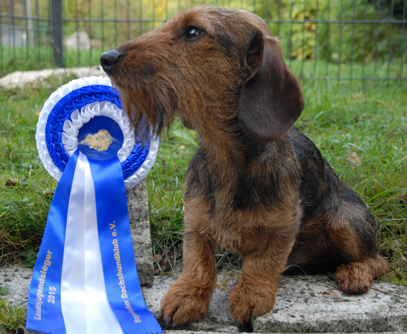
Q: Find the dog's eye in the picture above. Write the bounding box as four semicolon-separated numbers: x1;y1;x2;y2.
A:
183;26;205;41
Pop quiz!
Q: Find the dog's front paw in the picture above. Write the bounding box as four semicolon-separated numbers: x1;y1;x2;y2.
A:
335;262;373;294
229;281;276;323
160;279;212;327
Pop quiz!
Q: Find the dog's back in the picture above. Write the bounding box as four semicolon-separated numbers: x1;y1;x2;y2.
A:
286;127;383;277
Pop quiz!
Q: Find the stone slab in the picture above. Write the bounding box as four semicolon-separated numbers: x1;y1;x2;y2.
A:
0;263;31;306
127;179;155;286
142;270;407;333
0;264;240;333
253;275;407;333
1;263;407;333
0;66;106;89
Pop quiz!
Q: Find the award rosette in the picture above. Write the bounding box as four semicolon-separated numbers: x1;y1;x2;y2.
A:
27;76;162;334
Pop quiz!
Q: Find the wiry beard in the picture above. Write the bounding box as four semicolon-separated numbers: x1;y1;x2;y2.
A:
110;72;177;142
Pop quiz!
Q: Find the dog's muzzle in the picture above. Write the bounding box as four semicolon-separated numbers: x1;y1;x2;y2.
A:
100;49;125;75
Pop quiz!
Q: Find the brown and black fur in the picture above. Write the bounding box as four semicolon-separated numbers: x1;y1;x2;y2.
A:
100;6;389;327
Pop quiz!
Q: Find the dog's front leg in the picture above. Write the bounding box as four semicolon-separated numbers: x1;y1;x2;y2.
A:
229;230;296;324
160;200;217;327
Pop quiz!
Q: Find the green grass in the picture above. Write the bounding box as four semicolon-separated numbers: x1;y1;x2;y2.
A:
0;71;406;332
1;47;105;76
295;82;407;285
0;76;79;266
0;298;26;334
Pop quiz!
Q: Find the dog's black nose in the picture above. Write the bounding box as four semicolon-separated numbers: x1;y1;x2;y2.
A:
100;49;125;74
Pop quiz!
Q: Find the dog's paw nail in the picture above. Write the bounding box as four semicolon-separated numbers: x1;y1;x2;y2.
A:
237;320;252;332
165;315;173;327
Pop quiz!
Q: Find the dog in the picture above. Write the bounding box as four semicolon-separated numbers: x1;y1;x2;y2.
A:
100;6;389;327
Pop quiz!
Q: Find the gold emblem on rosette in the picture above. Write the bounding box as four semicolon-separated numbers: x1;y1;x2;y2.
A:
80;129;113;152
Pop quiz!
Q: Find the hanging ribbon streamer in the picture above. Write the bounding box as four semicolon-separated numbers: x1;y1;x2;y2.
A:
27;76;162;334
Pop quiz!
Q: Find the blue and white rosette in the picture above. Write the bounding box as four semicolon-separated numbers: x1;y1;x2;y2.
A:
27;76;162;334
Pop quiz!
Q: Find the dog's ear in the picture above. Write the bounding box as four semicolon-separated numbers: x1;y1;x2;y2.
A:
238;31;305;142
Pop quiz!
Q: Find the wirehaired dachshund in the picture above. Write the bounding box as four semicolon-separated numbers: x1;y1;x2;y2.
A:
100;6;389;326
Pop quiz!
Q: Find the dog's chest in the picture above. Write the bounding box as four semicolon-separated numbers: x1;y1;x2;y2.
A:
210;204;277;254
185;146;286;211
184;181;296;255
183;143;301;253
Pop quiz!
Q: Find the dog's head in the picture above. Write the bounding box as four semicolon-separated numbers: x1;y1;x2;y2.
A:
101;6;304;142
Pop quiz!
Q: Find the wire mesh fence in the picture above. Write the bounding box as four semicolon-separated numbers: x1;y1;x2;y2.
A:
1;0;406;80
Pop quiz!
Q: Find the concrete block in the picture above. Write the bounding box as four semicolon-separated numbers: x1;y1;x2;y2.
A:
144;270;407;333
252;275;407;333
2;263;407;333
127;178;155;286
0;66;105;89
0;264;31;306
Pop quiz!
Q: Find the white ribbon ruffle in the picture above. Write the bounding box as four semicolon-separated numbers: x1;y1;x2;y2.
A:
61;101;135;164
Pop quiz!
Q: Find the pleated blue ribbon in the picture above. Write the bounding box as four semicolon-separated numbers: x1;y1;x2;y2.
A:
27;77;162;334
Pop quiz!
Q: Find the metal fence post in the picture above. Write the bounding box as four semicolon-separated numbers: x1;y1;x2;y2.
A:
51;0;64;68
